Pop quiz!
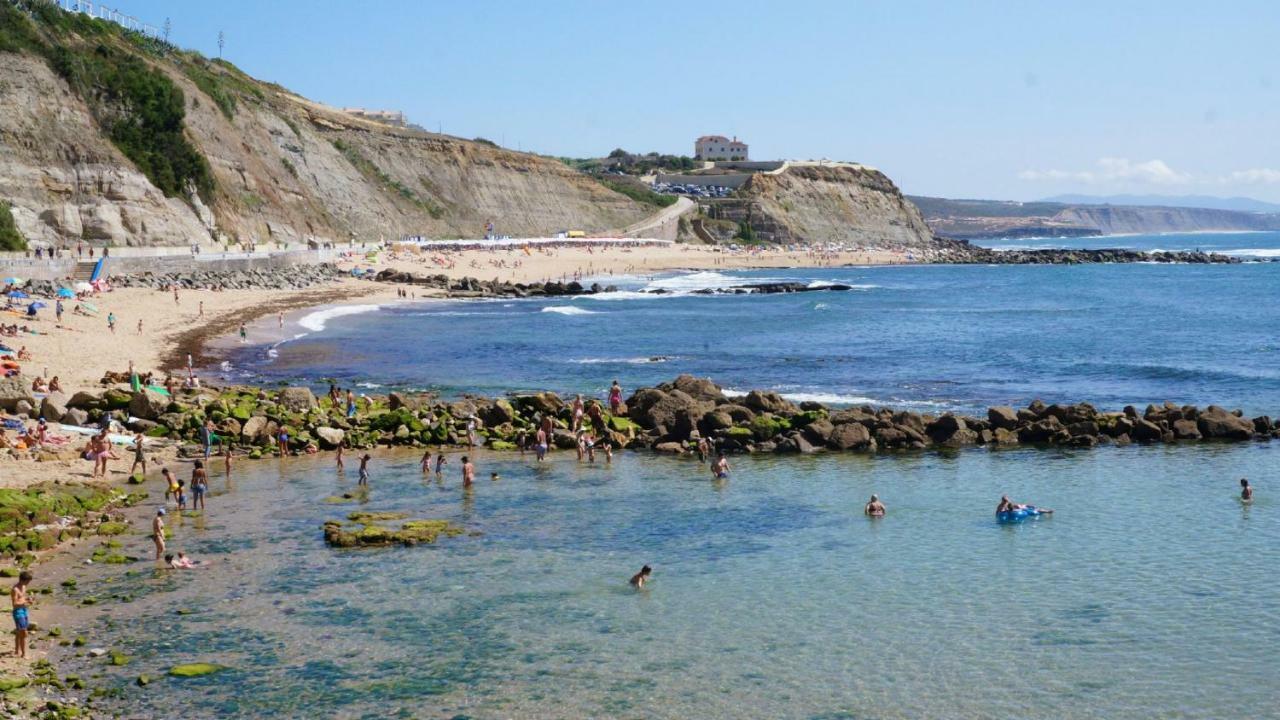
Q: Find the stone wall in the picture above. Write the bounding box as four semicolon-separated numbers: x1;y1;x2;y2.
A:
0;249;336;281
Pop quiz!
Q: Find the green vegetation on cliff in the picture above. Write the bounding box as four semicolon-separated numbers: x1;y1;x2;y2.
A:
0;201;26;251
332;139;445;218
0;1;214;201
598;178;676;208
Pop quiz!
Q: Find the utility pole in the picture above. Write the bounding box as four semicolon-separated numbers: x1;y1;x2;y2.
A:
163;17;171;43
217;30;225;58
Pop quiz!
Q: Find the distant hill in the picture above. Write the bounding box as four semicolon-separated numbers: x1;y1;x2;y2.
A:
1042;194;1280;213
909;195;1280;239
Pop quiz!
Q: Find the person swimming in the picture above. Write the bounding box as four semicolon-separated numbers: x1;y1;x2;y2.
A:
997;494;1053;517
864;494;885;517
1241;477;1253;502
629;565;652;589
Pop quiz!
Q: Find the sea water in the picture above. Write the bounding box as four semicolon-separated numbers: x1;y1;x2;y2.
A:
63;444;1278;719
230;231;1280;416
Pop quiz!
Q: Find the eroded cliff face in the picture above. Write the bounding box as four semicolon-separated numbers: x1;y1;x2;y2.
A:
0;26;647;247
1050;206;1280;235
710;164;937;248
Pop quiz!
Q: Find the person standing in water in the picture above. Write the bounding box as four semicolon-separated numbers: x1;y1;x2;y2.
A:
461;456;475;487
864;494;885;517
152;508;166;560
435;453;448;476
129;431;147;477
223;444;233;477
420;450;432;474
1241;478;1253;502
191;461;208;511
711;453;730;479
629;565;652;589
335;443;345;472
11;570;32;659
358;454;372;486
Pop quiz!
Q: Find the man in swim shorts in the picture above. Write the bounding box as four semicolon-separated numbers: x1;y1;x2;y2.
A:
534;427;548;462
711;453;730;479
358;454;372;486
11;570;31;658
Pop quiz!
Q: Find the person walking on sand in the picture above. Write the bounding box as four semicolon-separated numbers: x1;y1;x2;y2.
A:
198;301;204;318
461;456;475;488
137;318;143;335
107;312;116;333
11;570;32;659
358;454;372;486
152;508;166;560
238;323;247;343
865;494;885;517
191;461;208;511
129;431;147;477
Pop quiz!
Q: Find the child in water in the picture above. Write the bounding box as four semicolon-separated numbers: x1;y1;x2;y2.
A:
629;565;652;589
1241;478;1253;502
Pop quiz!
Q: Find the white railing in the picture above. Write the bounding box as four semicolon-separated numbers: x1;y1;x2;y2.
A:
50;0;161;39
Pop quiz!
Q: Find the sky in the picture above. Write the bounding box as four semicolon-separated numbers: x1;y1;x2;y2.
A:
109;0;1280;201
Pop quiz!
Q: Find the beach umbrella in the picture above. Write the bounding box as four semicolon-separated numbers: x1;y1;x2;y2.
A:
28;302;46;310
6;291;28;299
3;278;21;286
56;288;74;298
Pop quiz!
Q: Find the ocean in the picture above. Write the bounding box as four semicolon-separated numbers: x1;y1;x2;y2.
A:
60;231;1280;718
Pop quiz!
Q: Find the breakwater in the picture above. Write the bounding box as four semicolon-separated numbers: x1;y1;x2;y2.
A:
24;373;1277;462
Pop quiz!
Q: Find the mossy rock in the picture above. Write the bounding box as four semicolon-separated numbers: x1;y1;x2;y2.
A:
0;567;17;578
126;474;145;485
347;511;408;523
323;518;465;548
96;522;128;536
47;626;61;637
135;674;150;687
749;415;791;441
488;440;517;451
168;663;228;678
102;389;132;410
60;577;77;588
607;415;640;434
725;426;753;440
144;425;171;438
789;409;828;428
108;650;129;666
103;554;129;565
0;676;28;692
72;636;85;647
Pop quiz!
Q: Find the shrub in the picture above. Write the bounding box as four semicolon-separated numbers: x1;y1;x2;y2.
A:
0;202;26;251
598;178;676;208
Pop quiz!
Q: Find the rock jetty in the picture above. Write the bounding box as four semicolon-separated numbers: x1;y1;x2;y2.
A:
939;242;1244;265
107;264;346;291
371;269;618;298
18;374;1276;467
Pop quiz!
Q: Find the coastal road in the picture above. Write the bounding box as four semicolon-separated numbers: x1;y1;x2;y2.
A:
619;196;695;240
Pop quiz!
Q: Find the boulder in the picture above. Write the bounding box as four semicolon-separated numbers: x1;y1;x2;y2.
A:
742;390;795;416
0;376;35;412
1018;416;1064;443
991;427;1020;446
701;410;734;432
802;419;835;445
481;398;515;426
1253;416;1273;435
1196;406;1254;440
718;404;757;423
827;422;873;451
241;415;271;443
128;388;170;421
388;392;425;412
987;406;1019;430
830;408;874;426
63;408;89;427
40;391;69;422
1130;418;1164;442
67;391;103;410
1171;419;1202;440
630;389;706;433
925;415;966;444
217;418;242;437
654;441;685;454
667;375;726;403
513;392;563;416
278;387;317;413
1065;421;1099;438
14;400;33;417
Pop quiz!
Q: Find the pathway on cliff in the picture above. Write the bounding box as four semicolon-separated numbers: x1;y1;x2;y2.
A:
619;196;695;240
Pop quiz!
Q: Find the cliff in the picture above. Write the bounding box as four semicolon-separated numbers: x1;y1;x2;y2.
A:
706;163;938;249
910;196;1280;239
0;2;649;248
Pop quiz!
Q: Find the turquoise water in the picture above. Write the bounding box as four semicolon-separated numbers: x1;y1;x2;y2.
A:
65;443;1279;718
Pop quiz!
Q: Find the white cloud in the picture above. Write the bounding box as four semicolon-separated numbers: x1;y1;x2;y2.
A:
1225;168;1280;184
1019;157;1192;186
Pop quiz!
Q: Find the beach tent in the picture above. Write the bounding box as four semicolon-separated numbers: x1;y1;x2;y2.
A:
74;282;93;293
56;288;75;298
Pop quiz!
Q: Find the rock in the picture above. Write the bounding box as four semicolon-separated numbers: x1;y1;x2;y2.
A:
667;374;726;403
1171;419;1202;440
992;427;1020;446
0;376;35;412
1130;418;1164;442
1197;406;1255;440
829;408;873;426
67;391;103;410
630;389;707;433
987;406;1019;430
387;392;425;412
802;419;835;445
216;418;242;437
1253;416;1274;434
315;427;345;449
653;442;685;454
39;391;69;422
128;388;170;421
87;648;107;657
64;408;89;426
718;403;757;423
925;414;966;444
1065;421;1099;437
828;422;873;450
277;387;317;413
14;399;33;417
241;415;271;443
513;392;563;416
481;398;515;426
935;427;978;448
1018;416;1064;443
742;390;795;416
701;410;734;432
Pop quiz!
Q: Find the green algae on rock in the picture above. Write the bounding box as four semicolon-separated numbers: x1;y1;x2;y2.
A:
169;663;229;678
323;515;465;548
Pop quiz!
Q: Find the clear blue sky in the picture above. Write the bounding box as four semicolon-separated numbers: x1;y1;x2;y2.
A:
121;0;1280;201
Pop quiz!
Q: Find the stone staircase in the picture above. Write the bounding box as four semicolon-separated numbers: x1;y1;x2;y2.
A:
72;260;99;282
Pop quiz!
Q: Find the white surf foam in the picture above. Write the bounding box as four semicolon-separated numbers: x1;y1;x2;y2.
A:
722;387;952;408
297;304;381;333
541;306;598;316
571;356;675;365
1222;248;1280;258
